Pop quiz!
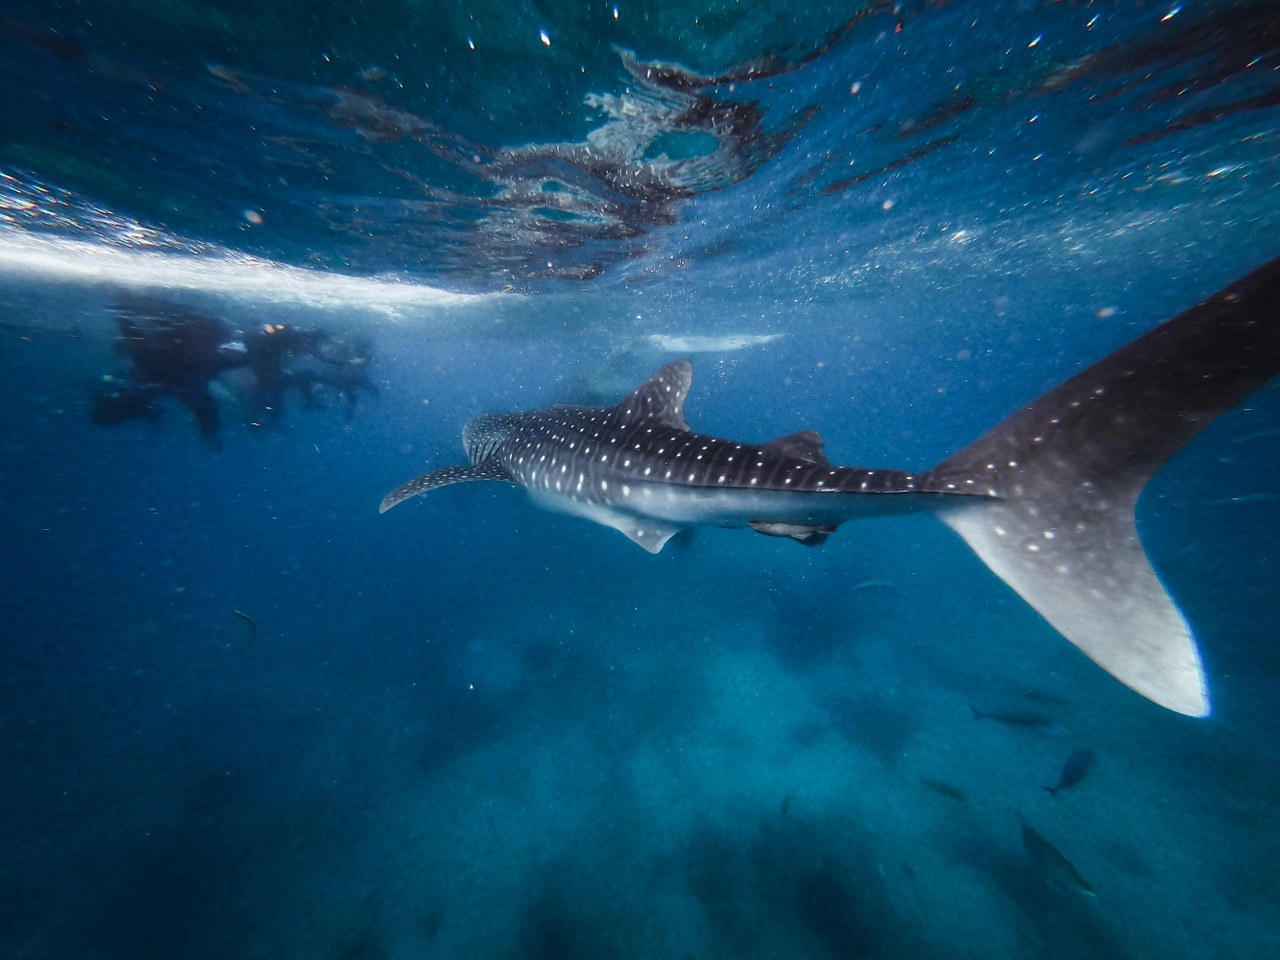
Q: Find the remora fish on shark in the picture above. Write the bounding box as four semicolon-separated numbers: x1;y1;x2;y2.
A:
381;259;1280;717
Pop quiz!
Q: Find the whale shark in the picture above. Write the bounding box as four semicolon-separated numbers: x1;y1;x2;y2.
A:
381;258;1280;717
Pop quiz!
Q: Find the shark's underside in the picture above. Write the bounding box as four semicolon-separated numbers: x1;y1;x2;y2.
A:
382;258;1280;717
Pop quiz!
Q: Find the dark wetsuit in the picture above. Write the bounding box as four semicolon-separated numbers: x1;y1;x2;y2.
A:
93;301;242;439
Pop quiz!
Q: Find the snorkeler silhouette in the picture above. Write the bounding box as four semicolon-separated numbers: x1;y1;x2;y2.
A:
92;296;377;440
242;324;377;423
92;295;245;440
307;330;378;420
242;322;328;423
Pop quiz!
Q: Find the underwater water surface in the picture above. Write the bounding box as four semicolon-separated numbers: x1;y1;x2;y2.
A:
1;1;1278;958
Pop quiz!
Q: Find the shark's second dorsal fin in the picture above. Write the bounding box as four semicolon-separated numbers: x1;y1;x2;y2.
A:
762;430;829;465
617;360;693;430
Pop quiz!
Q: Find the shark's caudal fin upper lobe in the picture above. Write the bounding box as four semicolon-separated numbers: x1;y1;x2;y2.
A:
921;258;1280;716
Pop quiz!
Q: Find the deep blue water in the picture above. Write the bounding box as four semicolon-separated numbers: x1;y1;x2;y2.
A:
2;2;1278;958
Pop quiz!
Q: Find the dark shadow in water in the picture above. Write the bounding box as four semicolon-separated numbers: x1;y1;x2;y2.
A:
84;820;253;959
942;827;1124;960
333;934;390;960
686;826;759;956
409;624;623;781
795;861;885;960
824;692;918;770
686;813;920;959
762;592;850;669
413;684;508;778
756;568;899;674
518;892;594;960
755;576;856;670
515;863;647;960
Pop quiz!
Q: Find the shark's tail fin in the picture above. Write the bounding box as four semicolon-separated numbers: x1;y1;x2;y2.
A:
921;259;1280;716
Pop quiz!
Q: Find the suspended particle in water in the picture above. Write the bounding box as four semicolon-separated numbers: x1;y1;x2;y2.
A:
540;29;551;46
243;209;263;225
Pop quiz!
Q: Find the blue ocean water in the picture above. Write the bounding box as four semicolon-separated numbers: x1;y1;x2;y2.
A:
1;1;1278;957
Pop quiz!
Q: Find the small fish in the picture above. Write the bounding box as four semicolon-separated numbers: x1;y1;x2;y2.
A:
233;609;258;641
1232;429;1280;445
970;704;1054;728
1021;824;1096;897
852;579;894;592
919;777;967;803
781;792;796;816
1043;748;1097;797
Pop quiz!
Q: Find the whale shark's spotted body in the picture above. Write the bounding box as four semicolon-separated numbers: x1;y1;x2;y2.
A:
438;374;960;554
383;259;1280;717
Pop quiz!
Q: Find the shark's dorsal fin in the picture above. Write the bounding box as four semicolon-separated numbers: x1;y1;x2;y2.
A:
616;360;692;430
761;430;829;465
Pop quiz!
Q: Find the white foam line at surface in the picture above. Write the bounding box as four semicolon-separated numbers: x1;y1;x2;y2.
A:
0;232;495;313
646;332;783;353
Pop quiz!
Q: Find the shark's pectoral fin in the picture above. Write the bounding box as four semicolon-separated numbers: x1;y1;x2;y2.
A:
578;507;685;553
379;460;514;513
577;503;684;553
749;520;837;546
524;490;684;553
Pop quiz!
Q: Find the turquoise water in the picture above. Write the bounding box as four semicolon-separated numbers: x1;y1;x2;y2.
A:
2;2;1278;958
